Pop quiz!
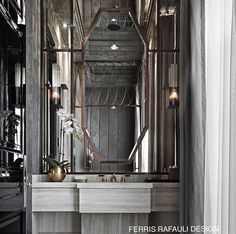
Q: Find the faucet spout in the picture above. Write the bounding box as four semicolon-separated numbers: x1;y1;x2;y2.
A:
110;174;117;182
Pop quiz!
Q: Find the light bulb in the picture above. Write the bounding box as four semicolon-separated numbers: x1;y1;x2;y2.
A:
111;43;118;50
169;89;178;100
62;23;68;28
52;90;60;99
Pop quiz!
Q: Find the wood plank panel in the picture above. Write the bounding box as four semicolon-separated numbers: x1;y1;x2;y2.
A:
32;188;79;212
90;89;100;171
99;89;109;171
109;90;118;171
33;212;81;234
79;188;151;213
91;0;101;19
82;213;149;234
83;0;92;29
149;212;180;234
151;185;180;212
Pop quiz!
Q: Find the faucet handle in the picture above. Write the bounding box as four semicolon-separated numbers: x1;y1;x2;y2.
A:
120;176;126;182
99;174;107;182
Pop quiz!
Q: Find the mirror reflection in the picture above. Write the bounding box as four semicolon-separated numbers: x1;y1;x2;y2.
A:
0;17;25;153
74;9;147;172
41;0;180;174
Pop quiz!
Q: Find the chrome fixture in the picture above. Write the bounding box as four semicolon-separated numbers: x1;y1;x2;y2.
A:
110;174;117;182
160;7;176;17
107;18;121;31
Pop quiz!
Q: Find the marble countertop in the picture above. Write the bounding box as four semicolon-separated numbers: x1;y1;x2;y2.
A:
77;183;153;189
32;181;179;189
32;182;153;189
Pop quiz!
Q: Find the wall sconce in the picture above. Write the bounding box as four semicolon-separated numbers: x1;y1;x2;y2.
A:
167;64;179;109
168;87;179;109
9;63;26;108
50;86;61;107
49;64;68;109
9;85;26;108
50;84;68;109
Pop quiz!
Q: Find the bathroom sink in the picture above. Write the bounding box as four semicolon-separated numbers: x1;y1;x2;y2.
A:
78;183;153;213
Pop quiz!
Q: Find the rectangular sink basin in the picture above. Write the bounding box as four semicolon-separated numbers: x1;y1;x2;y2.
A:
78;183;152;213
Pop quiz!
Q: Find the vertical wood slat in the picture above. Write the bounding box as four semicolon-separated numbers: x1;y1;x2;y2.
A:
99;88;109;171
90;89;100;171
91;0;101;19
83;0;92;29
109;90;118;171
82;213;149;234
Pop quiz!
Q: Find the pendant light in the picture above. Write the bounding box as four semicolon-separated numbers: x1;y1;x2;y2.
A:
111;32;118;50
107;3;121;31
107;18;121;31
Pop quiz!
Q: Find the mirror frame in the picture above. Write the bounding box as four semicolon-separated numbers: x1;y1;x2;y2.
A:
79;7;149;165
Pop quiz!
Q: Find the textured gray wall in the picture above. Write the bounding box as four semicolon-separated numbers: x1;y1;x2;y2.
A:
179;0;191;229
85;87;135;172
188;0;205;230
26;0;41;233
180;0;205;231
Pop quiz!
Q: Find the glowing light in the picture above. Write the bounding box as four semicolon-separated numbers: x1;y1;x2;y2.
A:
62;23;68;28
111;43;118;50
169;89;178;100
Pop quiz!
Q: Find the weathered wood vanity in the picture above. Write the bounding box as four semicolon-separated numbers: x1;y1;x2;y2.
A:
32;175;179;234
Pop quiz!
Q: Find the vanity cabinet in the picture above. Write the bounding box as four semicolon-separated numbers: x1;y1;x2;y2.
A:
32;181;179;234
32;183;79;212
151;183;180;212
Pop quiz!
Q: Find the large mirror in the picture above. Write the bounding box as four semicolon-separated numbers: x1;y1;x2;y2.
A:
75;8;148;172
41;0;180;174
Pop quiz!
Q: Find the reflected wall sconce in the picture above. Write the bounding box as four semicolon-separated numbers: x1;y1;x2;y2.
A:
167;63;179;109
49;84;68;109
49;64;68;109
10;63;26;108
168;87;179;108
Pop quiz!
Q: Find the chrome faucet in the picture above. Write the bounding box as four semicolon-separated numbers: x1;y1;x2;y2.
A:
110;174;117;182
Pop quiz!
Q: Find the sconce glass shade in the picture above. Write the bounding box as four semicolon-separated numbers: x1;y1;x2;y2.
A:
107;18;121;31
168;87;179;109
9;85;26;108
50;87;62;108
50;84;68;109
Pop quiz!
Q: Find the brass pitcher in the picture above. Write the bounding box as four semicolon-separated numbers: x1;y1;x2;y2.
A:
48;166;66;182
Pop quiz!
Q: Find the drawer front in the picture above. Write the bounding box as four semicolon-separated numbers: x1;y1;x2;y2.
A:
32;188;79;212
151;187;180;212
79;188;151;213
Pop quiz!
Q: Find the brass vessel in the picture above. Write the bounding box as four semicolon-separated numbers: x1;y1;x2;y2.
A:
48;166;66;182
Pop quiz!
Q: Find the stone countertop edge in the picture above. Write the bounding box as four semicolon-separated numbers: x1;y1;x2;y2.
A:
76;183;153;189
32;182;179;189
